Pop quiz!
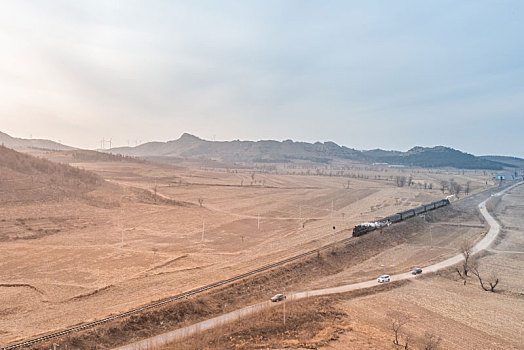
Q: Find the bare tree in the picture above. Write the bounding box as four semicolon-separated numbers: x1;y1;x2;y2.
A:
449;179;457;194
404;335;411;349
396;176;407;187
471;265;499;292
423;332;441;350
440;180;448;193
407;175;413;187
198;198;204;207
465;181;471;195
454;184;462;197
389;312;410;346
456;239;474;279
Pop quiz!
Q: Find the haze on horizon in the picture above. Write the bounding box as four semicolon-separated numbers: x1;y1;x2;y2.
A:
0;1;523;157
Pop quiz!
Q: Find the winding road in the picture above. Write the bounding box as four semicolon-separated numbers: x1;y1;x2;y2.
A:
114;181;522;350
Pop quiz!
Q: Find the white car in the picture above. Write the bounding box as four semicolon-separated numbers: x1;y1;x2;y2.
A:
377;274;390;283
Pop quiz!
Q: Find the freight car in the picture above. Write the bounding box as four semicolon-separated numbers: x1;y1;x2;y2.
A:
352;198;450;237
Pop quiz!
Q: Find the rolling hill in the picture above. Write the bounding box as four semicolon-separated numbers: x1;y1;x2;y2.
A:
370;146;516;170
107;133;516;170
109;133;367;164
479;155;524;168
0;131;74;151
0;145;100;203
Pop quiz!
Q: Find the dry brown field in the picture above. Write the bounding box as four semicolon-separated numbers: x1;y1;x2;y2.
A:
156;183;522;350
0;149;494;345
322;184;524;350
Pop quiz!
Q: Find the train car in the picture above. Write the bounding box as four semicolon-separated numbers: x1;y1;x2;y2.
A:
424;202;437;211
434;199;450;208
414;205;427;215
352;198;450;237
398;209;416;220
385;214;402;223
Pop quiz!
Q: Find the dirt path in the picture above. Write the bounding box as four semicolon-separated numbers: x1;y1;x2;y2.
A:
114;182;523;350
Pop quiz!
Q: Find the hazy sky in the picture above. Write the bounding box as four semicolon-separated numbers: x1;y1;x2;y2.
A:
0;1;523;157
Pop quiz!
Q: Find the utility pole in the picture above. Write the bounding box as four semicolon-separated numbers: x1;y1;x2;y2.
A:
121;227;124;256
202;218;205;242
331;200;334;217
258;211;260;230
283;288;286;326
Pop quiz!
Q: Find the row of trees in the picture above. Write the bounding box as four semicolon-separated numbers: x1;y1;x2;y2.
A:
439;179;471;197
395;175;434;189
395;175;412;187
395;175;472;198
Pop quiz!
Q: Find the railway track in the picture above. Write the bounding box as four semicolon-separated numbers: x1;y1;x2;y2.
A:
1;233;356;349
2;183;510;349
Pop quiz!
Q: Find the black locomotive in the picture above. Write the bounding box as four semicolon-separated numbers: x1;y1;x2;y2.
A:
352;198;450;237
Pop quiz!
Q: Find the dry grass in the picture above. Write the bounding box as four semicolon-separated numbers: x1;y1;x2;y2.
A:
0;145;101;204
0;151;495;346
27;200;479;350
28;223;415;349
323;184;524;350
162;297;349;350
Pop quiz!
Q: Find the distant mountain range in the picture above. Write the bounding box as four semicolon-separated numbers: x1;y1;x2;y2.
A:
0;131;74;151
108;133;522;170
1;130;521;170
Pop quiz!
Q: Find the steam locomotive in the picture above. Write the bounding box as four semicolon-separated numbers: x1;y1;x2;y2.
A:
352;198;450;237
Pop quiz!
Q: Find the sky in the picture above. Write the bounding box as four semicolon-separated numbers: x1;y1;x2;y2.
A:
0;0;523;157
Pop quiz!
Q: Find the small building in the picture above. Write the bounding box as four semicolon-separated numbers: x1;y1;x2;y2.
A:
494;173;514;180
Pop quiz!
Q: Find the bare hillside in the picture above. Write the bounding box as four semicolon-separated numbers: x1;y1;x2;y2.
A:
0;131;74;151
0;145;101;203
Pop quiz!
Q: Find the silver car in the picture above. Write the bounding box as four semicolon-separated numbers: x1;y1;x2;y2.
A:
377;274;390;283
270;293;285;302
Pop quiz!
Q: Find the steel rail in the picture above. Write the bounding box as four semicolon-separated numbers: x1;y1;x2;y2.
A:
2;184;507;349
1;233;356;349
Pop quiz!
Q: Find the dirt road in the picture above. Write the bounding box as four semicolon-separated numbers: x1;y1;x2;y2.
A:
114;181;522;350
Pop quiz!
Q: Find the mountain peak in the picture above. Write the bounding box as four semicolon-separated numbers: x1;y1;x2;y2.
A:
407;146;455;154
179;133;201;141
